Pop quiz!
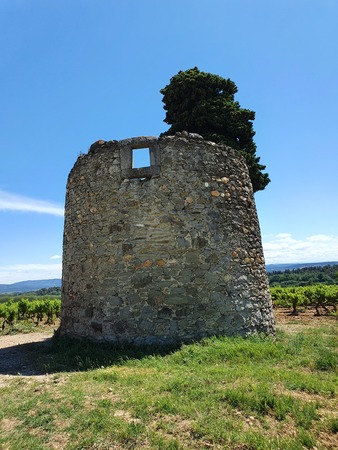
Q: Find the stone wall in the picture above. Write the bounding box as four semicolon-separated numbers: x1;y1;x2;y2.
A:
60;132;275;344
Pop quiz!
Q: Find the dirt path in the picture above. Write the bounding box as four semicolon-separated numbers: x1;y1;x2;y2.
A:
0;332;54;350
0;331;54;380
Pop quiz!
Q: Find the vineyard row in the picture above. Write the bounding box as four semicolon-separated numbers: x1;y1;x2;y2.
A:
270;284;338;315
0;298;61;330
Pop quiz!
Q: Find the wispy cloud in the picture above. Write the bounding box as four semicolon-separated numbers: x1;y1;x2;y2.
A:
263;233;338;264
0;190;64;217
50;255;62;260
0;264;62;284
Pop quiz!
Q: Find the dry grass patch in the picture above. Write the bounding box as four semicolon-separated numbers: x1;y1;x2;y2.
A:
114;410;141;424
1;417;22;434
47;432;70;450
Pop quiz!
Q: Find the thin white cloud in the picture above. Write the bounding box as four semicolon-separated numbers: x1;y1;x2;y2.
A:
275;233;293;239
306;234;333;242
263;233;338;264
0;190;64;217
0;264;62;285
50;254;62;260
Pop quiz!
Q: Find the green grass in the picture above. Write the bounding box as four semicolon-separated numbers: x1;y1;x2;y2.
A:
0;317;337;449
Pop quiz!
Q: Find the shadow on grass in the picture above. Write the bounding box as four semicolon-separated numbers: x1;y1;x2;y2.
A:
0;334;180;377
0;338;54;376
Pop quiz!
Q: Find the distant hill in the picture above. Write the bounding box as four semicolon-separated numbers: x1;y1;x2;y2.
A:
0;278;61;294
265;261;338;273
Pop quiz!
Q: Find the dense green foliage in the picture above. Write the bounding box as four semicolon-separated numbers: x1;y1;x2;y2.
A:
160;67;270;192
268;264;338;287
34;286;61;296
0;297;61;331
271;284;338;315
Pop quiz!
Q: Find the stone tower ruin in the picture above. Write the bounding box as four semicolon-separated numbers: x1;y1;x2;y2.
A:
60;132;275;344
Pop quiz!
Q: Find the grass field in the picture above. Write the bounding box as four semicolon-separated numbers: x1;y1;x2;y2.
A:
0;310;337;450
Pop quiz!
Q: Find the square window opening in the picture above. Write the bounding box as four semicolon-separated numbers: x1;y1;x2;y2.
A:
132;148;151;169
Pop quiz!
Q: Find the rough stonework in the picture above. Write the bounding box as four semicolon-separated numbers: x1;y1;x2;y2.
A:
60;132;275;344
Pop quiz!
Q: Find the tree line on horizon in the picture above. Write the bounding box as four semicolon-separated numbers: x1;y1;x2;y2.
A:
268;264;338;287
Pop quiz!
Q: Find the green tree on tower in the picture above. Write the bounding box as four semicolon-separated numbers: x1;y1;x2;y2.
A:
160;67;270;192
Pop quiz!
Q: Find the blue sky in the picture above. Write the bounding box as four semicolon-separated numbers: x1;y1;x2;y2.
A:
1;0;337;283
